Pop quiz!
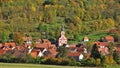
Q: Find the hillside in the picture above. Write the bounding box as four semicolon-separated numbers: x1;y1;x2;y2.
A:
0;0;120;43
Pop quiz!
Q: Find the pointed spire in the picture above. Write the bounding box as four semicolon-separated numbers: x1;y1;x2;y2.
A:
62;23;64;31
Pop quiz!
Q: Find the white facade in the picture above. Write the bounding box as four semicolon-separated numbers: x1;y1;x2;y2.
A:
58;31;67;46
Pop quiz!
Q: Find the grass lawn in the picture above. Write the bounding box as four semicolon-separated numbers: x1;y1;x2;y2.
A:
0;63;120;68
0;63;93;68
106;65;120;68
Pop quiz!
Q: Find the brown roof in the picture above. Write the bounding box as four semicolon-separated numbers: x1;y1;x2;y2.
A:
30;51;38;58
36;44;48;49
4;42;16;47
94;42;108;46
43;39;51;45
16;46;27;51
105;36;114;42
30;48;40;58
48;48;57;55
69;44;76;48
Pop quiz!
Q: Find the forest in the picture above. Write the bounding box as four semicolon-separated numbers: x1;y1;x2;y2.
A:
0;0;120;43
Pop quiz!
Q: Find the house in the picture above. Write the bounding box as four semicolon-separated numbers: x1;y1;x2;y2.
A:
4;42;16;47
43;39;51;46
84;36;89;42
36;44;48;49
3;42;16;50
13;46;28;58
94;42;109;55
30;46;58;58
35;39;42;44
23;36;32;46
77;44;87;53
46;48;58;58
68;52;83;61
30;48;47;58
105;36;114;42
66;43;86;61
109;28;116;34
30;39;58;58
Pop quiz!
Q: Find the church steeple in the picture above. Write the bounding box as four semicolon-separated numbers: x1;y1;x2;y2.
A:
58;23;67;46
61;23;65;35
62;23;64;31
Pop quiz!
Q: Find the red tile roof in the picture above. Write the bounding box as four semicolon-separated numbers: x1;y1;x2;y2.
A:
36;44;48;49
4;42;16;47
48;48;58;55
94;42;108;46
43;39;51;45
16;46;27;51
30;49;40;58
69;44;76;48
105;36;114;42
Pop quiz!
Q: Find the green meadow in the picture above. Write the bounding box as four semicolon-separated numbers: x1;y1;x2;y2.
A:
0;63;88;68
0;63;120;68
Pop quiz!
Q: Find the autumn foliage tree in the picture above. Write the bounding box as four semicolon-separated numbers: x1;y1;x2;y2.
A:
0;0;119;42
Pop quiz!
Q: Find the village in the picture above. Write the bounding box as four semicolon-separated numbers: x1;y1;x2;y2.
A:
0;25;120;66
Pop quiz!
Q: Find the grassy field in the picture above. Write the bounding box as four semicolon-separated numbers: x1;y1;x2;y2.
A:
0;63;95;68
0;63;120;68
106;65;120;68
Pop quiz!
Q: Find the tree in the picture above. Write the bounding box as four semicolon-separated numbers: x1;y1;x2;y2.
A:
9;33;14;41
14;33;24;45
1;31;8;44
56;46;67;58
107;18;115;28
105;55;115;65
113;51;120;64
90;44;101;59
116;25;120;42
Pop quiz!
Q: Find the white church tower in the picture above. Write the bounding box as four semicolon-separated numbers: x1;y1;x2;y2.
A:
58;24;67;46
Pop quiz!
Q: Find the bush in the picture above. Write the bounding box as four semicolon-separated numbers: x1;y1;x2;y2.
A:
105;55;115;65
34;57;45;64
42;57;81;66
43;58;56;65
0;53;14;63
80;58;96;67
60;58;70;65
26;55;35;63
96;58;101;66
